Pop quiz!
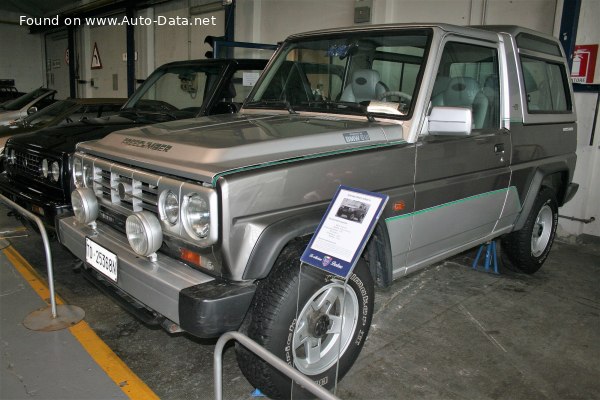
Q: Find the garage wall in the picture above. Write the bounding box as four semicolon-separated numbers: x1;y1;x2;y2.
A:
556;0;600;239
154;1;189;68
0;11;45;92
87;22;127;97
236;0;558;45
44;31;70;98
237;0;355;44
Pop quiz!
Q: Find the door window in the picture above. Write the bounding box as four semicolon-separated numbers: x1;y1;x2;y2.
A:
431;42;500;130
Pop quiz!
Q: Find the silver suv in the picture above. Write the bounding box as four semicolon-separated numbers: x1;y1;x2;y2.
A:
59;24;577;397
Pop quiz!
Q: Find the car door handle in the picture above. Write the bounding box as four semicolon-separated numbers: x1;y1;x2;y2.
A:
494;143;505;154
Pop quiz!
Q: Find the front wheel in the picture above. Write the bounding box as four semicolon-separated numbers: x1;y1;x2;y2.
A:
501;187;558;274
237;243;374;398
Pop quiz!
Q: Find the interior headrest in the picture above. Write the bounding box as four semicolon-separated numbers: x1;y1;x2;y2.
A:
351;69;382;97
444;77;482;106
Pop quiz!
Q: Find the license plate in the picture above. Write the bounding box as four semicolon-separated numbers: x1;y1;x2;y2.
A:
86;238;118;282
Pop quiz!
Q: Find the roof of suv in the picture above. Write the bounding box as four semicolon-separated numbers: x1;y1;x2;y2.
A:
286;23;499;42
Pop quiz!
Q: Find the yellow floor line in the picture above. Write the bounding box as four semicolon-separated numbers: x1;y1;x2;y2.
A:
3;246;160;400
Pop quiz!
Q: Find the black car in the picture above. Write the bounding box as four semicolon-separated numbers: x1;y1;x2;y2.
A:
0;97;126;154
0;58;267;227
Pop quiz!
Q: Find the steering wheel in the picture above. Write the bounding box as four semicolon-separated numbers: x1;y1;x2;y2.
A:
378;91;413;102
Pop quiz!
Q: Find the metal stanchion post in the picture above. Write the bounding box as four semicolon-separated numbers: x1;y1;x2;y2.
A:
1;194;84;331
214;331;340;400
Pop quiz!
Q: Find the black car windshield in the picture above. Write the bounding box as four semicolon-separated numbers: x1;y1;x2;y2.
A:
122;65;222;119
245;29;431;118
21;99;77;127
1;88;52;111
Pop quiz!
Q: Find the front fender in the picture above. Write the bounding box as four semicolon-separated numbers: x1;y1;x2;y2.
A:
242;210;323;280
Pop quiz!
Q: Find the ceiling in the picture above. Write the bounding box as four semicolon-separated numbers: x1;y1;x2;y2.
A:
0;0;81;17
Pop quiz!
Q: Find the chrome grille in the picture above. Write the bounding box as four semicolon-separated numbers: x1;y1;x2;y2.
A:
94;165;159;214
13;149;42;177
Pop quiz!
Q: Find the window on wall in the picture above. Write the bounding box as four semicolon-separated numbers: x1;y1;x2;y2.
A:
430;41;500;130
520;56;571;113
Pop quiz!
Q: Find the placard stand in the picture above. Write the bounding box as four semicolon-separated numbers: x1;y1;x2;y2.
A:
289;186;388;398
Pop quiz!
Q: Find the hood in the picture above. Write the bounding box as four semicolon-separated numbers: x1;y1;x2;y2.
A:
80;112;405;185
0;123;36;138
7;115;144;155
0;123;42;149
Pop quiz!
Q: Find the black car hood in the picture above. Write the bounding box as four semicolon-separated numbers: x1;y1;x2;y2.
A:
7;115;150;154
0;124;37;138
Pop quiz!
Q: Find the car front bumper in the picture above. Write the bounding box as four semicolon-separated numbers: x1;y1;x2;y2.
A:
58;216;256;338
0;173;71;229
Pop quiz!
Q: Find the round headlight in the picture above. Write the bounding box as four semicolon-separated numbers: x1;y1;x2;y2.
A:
71;187;98;225
182;193;210;239
126;211;163;257
41;159;49;178
83;165;94;187
160;191;179;225
51;161;60;182
73;157;84;187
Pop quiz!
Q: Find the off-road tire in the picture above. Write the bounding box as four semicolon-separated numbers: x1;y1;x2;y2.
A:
501;187;558;274
236;241;374;399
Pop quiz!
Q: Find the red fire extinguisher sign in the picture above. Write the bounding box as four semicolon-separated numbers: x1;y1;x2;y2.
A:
571;44;598;84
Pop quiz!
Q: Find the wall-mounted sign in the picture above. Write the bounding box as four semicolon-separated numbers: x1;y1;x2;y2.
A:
51;59;61;69
91;42;102;70
301;185;388;279
571;44;598;84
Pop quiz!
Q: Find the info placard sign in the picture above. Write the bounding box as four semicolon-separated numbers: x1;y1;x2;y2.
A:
301;185;388;279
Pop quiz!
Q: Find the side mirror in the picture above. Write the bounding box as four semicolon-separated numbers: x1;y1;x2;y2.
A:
427;106;472;136
27;106;38;115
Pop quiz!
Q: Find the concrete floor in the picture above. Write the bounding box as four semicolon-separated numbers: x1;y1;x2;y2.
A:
1;206;599;399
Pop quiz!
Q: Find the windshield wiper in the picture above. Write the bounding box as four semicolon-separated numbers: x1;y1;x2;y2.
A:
245;99;297;114
301;100;376;122
120;108;178;122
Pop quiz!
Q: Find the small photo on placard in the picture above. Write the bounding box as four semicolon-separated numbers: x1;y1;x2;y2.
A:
335;198;370;224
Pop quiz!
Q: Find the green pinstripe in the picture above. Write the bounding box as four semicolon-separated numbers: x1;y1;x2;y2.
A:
385;186;520;222
210;140;407;187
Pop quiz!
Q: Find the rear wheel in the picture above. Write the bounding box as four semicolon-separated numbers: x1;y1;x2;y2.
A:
501;187;558;274
236;242;374;398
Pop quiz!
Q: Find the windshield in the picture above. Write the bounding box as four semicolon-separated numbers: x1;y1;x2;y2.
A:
123;65;222;119
1;88;52;111
245;29;431;118
21;99;76;127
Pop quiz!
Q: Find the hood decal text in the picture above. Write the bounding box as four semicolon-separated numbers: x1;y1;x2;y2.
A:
122;137;173;152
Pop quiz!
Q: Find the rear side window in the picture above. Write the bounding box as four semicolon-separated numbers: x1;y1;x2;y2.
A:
520;56;571;113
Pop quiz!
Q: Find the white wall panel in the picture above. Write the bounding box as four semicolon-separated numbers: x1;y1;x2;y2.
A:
44;31;70;98
257;0;355;43
154;1;189;67
373;0;472;25
558;93;599;237
88;22;127;97
483;0;556;33
0;12;44;92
